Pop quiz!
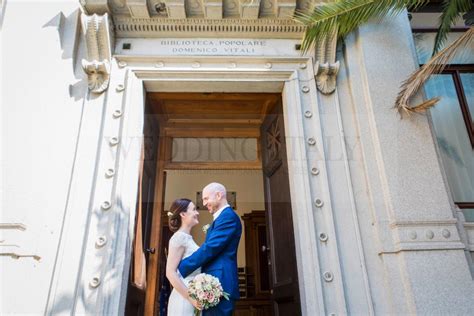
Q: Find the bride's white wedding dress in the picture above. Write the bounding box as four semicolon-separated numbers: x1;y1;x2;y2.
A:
167;231;201;316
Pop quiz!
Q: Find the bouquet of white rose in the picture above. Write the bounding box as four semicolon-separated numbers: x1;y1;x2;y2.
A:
188;273;229;316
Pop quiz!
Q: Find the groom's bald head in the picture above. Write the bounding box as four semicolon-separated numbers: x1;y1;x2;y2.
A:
203;182;226;197
202;182;228;214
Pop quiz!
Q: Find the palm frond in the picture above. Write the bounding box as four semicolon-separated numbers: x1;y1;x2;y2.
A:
395;27;474;116
295;0;429;53
464;8;474;26
433;0;473;54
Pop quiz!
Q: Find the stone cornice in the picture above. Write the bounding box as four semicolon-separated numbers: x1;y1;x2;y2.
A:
81;0;319;20
80;0;315;39
113;16;306;39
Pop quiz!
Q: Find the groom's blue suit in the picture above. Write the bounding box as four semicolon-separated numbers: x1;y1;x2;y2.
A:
178;206;242;316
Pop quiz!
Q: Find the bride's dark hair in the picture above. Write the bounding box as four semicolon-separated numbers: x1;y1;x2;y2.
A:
168;198;192;232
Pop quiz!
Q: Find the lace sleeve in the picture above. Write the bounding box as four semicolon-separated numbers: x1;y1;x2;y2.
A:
168;232;187;249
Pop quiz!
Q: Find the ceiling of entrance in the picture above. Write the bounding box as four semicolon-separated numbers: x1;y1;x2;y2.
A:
148;93;280;126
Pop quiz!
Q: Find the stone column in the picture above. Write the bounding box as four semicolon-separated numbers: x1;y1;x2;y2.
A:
335;12;474;314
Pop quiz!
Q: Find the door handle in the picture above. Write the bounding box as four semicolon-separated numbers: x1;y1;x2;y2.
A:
263;245;272;266
145;248;156;254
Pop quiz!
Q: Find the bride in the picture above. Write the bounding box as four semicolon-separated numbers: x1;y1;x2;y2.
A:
166;198;202;315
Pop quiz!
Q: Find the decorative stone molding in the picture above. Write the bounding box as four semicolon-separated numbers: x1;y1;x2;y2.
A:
382;220;466;253
83;0;310;20
113;17;306;38
313;30;340;94
79;0;309;39
0;223;41;261
202;0;223;19
127;0;151;18
81;13;114;94
0;223;27;231
275;0;296;18
164;0;186;19
239;0;261;19
80;0;110;15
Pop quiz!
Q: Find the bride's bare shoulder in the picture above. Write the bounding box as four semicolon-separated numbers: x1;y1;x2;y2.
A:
169;231;190;248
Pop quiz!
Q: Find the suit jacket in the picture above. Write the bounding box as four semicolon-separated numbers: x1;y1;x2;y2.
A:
178;206;242;300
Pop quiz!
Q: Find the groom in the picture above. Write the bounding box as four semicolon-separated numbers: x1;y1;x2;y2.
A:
178;182;242;315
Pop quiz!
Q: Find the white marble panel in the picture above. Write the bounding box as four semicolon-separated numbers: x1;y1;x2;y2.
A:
115;38;301;56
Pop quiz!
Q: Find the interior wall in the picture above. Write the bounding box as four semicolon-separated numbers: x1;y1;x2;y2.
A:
164;169;265;267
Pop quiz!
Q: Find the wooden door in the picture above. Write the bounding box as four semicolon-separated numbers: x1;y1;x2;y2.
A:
156;218;173;315
260;101;301;316
241;210;271;299
125;113;161;315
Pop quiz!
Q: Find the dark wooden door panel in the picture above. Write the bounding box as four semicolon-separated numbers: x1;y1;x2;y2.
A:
125;113;161;316
260;101;301;316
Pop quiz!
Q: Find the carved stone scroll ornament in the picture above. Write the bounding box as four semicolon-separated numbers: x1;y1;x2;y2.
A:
313;29;340;94
81;13;114;94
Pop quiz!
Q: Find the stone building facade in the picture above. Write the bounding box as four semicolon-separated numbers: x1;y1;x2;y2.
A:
1;0;473;315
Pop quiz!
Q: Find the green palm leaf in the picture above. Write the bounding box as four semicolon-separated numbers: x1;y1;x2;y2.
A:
432;0;473;54
296;0;473;115
295;0;429;53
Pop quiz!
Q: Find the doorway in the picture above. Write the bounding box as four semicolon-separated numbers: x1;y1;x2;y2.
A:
163;169;270;315
125;93;301;316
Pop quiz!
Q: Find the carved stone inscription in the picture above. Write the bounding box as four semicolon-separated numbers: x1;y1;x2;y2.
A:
159;39;267;55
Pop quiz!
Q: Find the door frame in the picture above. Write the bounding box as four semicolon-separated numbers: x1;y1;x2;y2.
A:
143;94;277;315
116;56;345;315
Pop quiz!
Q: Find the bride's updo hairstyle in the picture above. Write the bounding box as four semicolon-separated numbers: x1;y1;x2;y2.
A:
168;198;192;232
